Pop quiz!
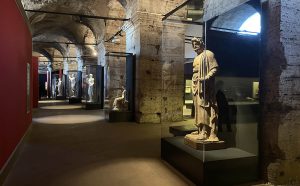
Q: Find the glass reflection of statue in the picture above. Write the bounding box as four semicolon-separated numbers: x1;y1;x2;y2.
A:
189;37;219;142
57;78;63;96
86;74;95;102
69;73;76;97
112;87;127;111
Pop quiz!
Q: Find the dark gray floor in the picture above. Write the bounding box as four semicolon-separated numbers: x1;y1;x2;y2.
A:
3;101;193;186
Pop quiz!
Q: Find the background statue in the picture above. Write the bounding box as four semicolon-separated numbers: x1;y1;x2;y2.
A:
57;78;63;96
86;74;95;102
189;37;219;142
69;73;76;97
112;87;128;111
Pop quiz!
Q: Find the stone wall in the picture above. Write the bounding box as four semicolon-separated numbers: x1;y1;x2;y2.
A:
124;0;185;123
261;0;300;184
124;12;163;123
161;21;185;122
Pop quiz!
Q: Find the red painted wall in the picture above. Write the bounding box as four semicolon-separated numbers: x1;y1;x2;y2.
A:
0;0;32;169
32;57;39;108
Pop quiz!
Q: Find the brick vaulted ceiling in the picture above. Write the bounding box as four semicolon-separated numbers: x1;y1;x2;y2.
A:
21;0;126;69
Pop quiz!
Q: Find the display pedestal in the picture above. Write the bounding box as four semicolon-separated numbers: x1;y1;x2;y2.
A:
184;134;226;150
56;96;65;100
169;125;197;136
106;110;133;122
69;97;82;104
85;103;102;110
161;137;258;186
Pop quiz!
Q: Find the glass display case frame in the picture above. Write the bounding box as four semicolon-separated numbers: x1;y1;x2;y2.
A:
160;0;262;185
51;72;66;100
67;70;82;104
82;65;104;109
104;52;135;122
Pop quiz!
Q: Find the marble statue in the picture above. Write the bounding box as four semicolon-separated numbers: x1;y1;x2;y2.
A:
69;73;76;97
112;87;128;111
189;37;219;142
86;74;95;102
57;78;63;96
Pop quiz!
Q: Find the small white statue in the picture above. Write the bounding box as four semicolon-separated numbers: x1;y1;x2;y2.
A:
69;73;76;97
86;74;95;102
113;87;128;111
57;78;63;96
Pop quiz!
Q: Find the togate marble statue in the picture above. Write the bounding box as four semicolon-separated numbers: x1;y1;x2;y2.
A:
86;74;95;102
186;37;219;142
69;74;76;97
57;78;63;96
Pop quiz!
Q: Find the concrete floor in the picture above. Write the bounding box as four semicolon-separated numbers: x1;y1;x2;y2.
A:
3;101;194;186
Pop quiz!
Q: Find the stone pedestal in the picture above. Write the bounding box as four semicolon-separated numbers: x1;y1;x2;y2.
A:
169;125;197;136
184;134;226;151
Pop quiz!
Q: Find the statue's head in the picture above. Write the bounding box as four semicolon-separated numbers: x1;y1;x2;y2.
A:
89;74;93;78
72;74;75;77
191;37;205;54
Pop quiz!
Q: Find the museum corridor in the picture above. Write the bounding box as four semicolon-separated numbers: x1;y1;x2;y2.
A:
2;101;192;186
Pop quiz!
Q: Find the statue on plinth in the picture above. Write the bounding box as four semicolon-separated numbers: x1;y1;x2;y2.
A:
69;73;76;97
186;37;219;142
86;74;95;102
112;87;128;111
57;78;63;96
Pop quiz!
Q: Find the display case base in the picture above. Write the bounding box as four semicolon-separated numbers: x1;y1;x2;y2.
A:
169;125;197;136
85;103;102;110
106;110;134;122
184;134;226;150
161;137;258;186
56;96;65;100
69;97;82;104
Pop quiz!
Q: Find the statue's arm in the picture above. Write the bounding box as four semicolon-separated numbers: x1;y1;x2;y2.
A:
204;67;218;80
204;52;218;80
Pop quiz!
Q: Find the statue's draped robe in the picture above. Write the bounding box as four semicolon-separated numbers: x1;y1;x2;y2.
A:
192;50;218;134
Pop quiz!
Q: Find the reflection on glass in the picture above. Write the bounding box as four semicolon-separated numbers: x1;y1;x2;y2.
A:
239;12;261;35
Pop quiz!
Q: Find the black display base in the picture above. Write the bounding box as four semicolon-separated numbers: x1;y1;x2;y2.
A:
69;97;82;104
56;96;65;100
106;110;134;122
161;137;258;186
169;125;197;136
85;103;102;110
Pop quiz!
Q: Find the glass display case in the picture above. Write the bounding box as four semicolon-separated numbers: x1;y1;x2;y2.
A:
160;0;261;185
82;65;104;109
67;70;82;103
104;52;135;122
51;73;66;100
51;73;57;99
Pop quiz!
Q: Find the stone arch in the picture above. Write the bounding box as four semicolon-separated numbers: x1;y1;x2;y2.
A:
32;48;53;62
211;3;260;32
